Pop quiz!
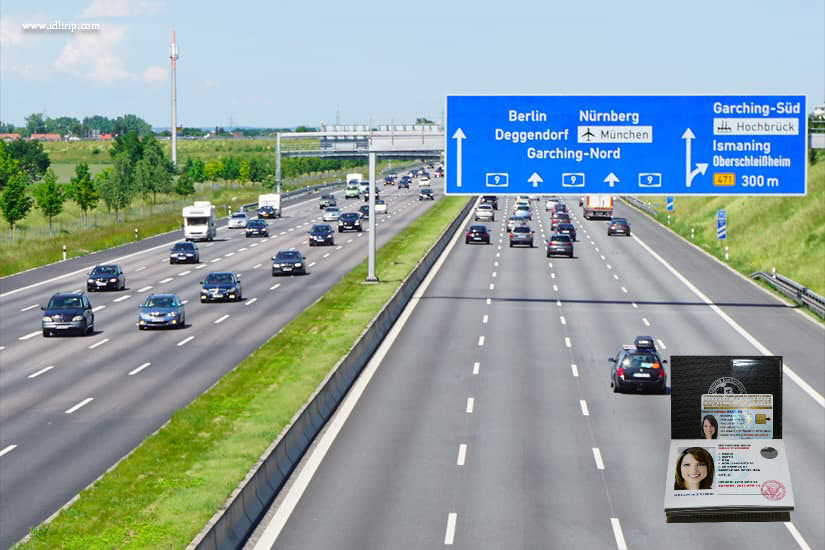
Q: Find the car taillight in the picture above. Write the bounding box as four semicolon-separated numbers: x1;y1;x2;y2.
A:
658;368;665;379
617;366;625;379
509;232;514;237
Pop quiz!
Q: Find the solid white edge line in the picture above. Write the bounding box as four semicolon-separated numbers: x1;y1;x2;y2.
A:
444;513;457;545
592;447;605;470
580;400;590;416
785;521;812;550
610;518;628;550
571;364;579;377
457;444;467;466
128;362;151;376
0;444;17;457
65;397;93;414
252;197;472;550
28;365;54;378
466;397;474;414
633;233;825;408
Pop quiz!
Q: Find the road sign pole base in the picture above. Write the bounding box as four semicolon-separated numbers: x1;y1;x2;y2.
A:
363;276;380;284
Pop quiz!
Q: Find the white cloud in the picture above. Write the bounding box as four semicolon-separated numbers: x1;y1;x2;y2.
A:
0;18;24;46
54;24;136;84
81;0;165;17
143;65;166;83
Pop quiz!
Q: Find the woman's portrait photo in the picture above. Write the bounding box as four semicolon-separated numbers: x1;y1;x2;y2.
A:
674;447;715;491
702;414;718;439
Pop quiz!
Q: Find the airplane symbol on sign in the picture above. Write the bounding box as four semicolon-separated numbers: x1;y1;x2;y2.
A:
581;128;595;141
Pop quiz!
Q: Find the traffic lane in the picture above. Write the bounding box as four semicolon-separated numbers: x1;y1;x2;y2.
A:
611;201;824;398
271;209;497;549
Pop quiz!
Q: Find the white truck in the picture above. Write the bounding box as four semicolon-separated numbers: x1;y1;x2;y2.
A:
257;193;281;218
183;201;217;241
345;173;363;199
583;195;614;220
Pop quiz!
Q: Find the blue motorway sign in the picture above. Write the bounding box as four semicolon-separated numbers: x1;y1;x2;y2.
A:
445;95;806;195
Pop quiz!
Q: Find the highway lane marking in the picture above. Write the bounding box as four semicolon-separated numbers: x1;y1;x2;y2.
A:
473;362;480;375
457;444;467;466
571;364;579;377
466;397;474;413
88;338;109;349
486;298;491;305
196;264;207;269
323;253;330;258
182;300;189;305
20;304;39;312
551;273;556;279
489;283;494;290
478;336;485;346
336;246;342;250
632;302;638;308
610;518;628;550
482;314;488;324
621;287;628;293
592;448;605;470
177;336;194;347
308;262;316;267
606;264;612;270
288;228;295;232
224;252;235;257
178;270;191;276
246;298;257;305
784;522;812;550
65;397;93;414
595;247;600;252
444;513;457;545
253;264;262;269
633;233;825;408
210;258;221;263
134;266;146;272
580;400;590;416
560;316;566;325
553;284;558;292
137;286;152;292
548;262;553;268
642;318;650;326
492;272;496;278
0;346;4;351
280;231;287;235
128;362;151;376
347;239;353;243
613;274;619;280
496;253;500;258
498;245;501;250
494;261;499;267
0;444;17;457
239;247;248;252
214;315;230;324
565;337;572;348
19;331;40;340
556;300;562;307
92;305;105;312
250;243;259;247
29;365;54;378
600;255;606;260
270;283;281;291
113;295;131;303
159;277;173;284
657;339;667;349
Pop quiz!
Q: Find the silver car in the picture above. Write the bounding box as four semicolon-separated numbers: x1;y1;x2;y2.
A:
228;211;248;229
322;206;342;222
475;203;495;222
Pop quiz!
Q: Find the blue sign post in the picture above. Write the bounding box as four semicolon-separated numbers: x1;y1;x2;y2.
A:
667;196;674;212
717;210;727;240
446;95;806;195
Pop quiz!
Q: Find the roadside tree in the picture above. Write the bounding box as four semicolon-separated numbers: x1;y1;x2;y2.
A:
6;139;50;181
33;169;65;234
0;172;33;239
71;163;98;227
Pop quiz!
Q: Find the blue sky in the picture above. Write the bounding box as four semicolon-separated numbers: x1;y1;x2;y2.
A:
1;0;823;128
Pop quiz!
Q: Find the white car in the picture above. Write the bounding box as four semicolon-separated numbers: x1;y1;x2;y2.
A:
475;203;495;221
514;206;531;220
374;199;388;214
545;197;560;211
322;206;341;222
513;200;530;213
228;212;249;229
418;176;431;187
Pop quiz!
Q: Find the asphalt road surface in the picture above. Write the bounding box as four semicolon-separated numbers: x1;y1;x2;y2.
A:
0;177;443;549
248;196;824;550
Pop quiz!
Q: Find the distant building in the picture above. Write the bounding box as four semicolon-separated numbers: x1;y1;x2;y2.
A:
230;131;245;139
29;133;62;141
98;133;113;140
0;133;21;142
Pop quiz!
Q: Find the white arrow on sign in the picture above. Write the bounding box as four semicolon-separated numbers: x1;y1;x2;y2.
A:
528;172;543;188
604;172;619;188
682;128;708;188
452;128;466;188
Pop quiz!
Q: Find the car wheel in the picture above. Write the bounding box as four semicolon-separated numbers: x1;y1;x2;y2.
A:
465;239;470;244
170;260;174;265
612;379;620;393
509;242;513;248
43;329;50;337
546;252;551;258
627;231;631;236
138;324;145;331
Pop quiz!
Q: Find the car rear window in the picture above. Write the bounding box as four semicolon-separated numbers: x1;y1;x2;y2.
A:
469;225;486;231
312;224;331;233
626;353;659;368
513;226;531;233
551;235;571;242
173;243;194;251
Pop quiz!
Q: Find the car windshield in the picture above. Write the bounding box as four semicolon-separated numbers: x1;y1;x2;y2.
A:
91;266;116;275
172;243;193;251
276;251;301;260
611;218;627;223
231;213;246;219
551;235;571;242
312;225;331;233
325;207;340;212
513;226;531;233
144;296;176;308
559;224;574;230
340;213;357;220
625;353;659;368
48;295;82;309
205;273;233;284
376;200;385;204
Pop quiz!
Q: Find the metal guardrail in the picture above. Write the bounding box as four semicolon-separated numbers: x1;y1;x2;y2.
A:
621;195;658;216
752;271;825;317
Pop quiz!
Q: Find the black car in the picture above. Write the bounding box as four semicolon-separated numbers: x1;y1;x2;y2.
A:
169;241;199;264
257;205;277;218
418;188;434;200
553;202;569;213
608;217;631;236
309;223;335;246
138;293;185;330
481;195;498;210
272;249;307;276
245;219;269;237
319;194;336;209
200;272;243;302
509;225;534;247
556;222;577;241
465;224;490;244
338;212;362;232
546;234;574;257
358;205;370;219
383;175;395;185
609;336;668;393
398;176;411;189
362;189;379;201
42;292;94;336
86;264;126;291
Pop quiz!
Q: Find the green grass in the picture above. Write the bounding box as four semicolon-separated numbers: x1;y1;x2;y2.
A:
629;158;825;297
50;163;109;183
19;195;467;549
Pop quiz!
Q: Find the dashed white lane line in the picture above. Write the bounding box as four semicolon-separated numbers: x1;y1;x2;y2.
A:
182;300;189;305
580;400;590;416
457;444;467;466
280;231;287;235
347;239;353;243
137;285;152;292
225;252;235;257
28;365;54;378
0;346;5;351
491;272;496;278
785;522;813;550
610;518;628;550
214;314;230;324
595;247;600;252
239;247;248;252
621;287;628;293
323;253;330;258
128;362;151;376
600;255;606;260
560;316;566;325
246;298;257;306
496;252;500;258
606;264;612;270
632;302;638;308
250;243;259;247
177;336;194;347
270;283;281;291
253;263;262;269
498;245;501;250
473;362;480;375
642;318;651;327
113;295;131;303
88;338;109;349
179;270;191;276
466;397;475;413
19;331;40;341
444;513;457;545
336;246;343;250
65;397;93;414
0;445;17;457
196;264;207;269
494;261;499;267
592;447;605;470
565;337;572;348
478;336;485;346
134;266;146;272
613;274;619;280
548;262;553;268
551;273;556;279
308;262;317;268
92;305;105;313
489;283;495;290
482;314;488;324
160;277;173;284
553;284;558;292
210;258;221;263
556;300;562;307
657;339;667;350
486;298;491;305
571;364;579;377
20;304;39;312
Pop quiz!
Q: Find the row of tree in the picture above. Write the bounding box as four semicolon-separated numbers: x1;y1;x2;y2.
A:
0;113;153;138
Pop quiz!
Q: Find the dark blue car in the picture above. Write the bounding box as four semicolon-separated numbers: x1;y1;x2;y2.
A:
200;272;243;302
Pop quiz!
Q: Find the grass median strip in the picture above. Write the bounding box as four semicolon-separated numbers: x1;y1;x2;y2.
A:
21;195;467;549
